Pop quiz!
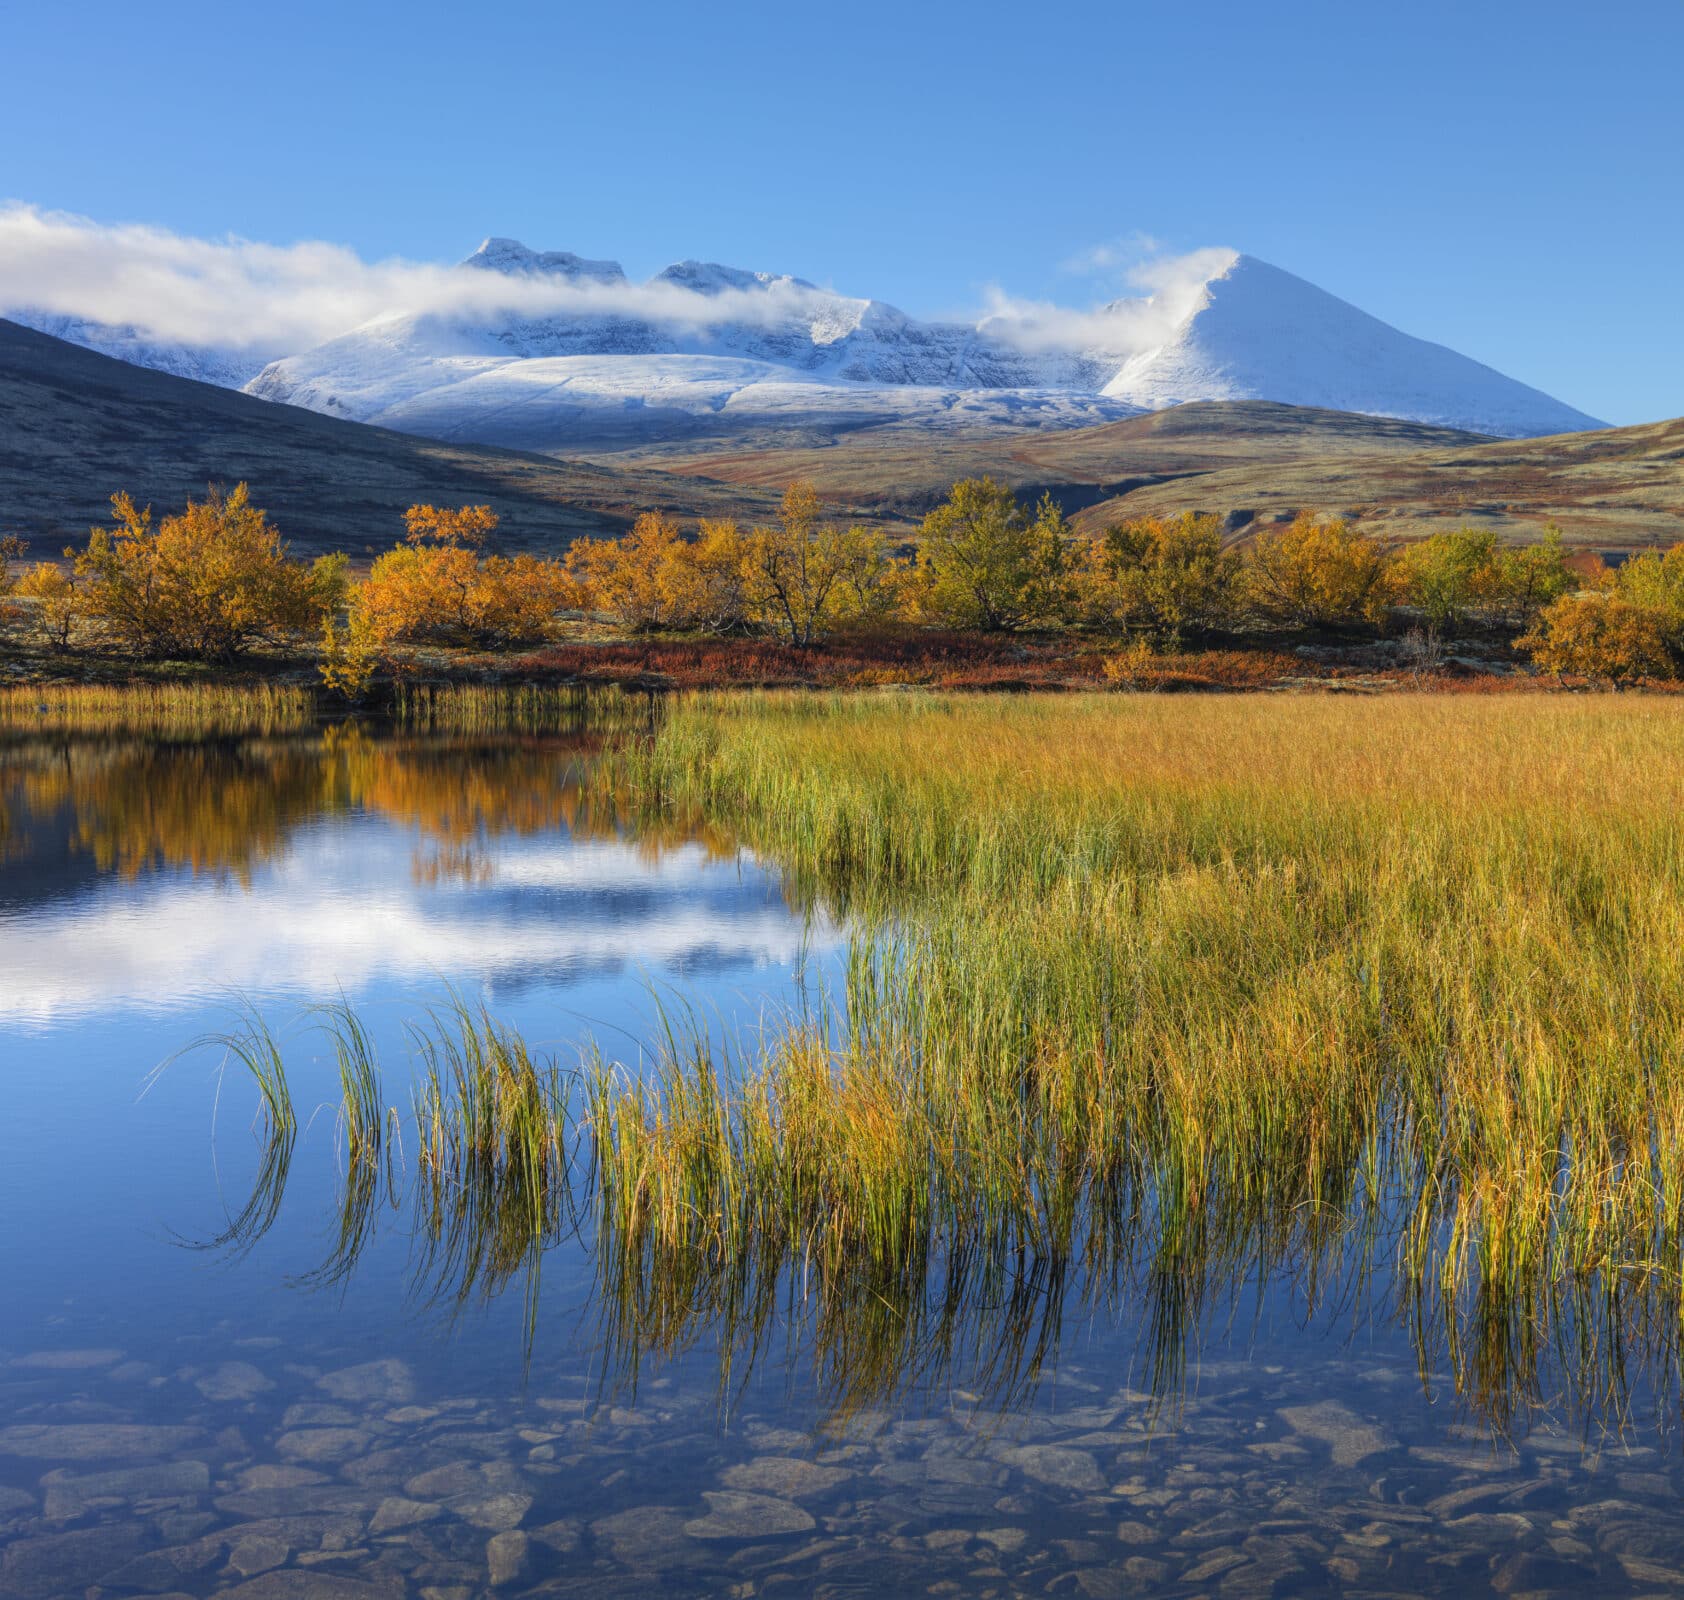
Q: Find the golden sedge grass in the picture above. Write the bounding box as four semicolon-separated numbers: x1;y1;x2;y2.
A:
179;692;1684;1425
0;682;317;738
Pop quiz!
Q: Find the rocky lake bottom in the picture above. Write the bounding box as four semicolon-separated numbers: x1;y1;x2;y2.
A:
5;1330;1684;1599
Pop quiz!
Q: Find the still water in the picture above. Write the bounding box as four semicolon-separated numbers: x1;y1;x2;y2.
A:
3;727;1684;1598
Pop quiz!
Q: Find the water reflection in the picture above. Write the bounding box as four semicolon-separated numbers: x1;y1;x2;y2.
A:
0;729;825;1023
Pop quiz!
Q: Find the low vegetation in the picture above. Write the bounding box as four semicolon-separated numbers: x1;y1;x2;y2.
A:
5;475;1683;691
0;681;317;737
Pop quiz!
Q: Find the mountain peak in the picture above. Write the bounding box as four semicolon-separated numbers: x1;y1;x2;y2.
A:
654;260;816;296
1102;251;1608;435
463;238;626;284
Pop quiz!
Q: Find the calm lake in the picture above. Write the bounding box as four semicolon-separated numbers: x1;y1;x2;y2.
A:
3;723;1683;1598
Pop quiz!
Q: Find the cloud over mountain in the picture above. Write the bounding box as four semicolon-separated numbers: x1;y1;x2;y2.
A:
0;205;1220;366
0;207;1607;444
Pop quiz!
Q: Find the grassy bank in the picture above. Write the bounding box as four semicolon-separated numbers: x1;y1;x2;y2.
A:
0;681;317;738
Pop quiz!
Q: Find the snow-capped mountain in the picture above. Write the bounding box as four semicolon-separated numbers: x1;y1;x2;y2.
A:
241;239;1146;449
245;243;1605;447
9;237;1607;448
1101;255;1603;437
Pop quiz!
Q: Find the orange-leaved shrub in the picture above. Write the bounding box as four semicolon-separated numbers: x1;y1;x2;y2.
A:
74;484;342;661
353;504;579;650
1519;592;1674;682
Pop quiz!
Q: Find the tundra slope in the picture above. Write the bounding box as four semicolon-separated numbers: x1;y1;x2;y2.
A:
0;318;782;557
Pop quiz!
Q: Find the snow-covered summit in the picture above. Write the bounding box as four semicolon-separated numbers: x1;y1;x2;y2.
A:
655;260;818;295
1103;254;1604;437
462;237;626;283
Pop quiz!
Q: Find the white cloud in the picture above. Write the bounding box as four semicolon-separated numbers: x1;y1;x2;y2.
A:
0;203;1237;365
977;247;1239;355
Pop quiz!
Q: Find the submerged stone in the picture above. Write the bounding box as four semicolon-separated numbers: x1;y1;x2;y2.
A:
528;1517;581;1551
41;1458;209;1518
457;1491;532;1531
1276;1402;1396;1468
281;1402;360;1428
275;1427;373;1464
369;1495;442;1534
317;1359;416;1406
486;1529;529;1587
403;1461;515;1500
195;1361;275;1402
8;1348;125;1370
96;1535;225;1594
0;1422;203;1460
0;1522;149;1597
720;1456;853;1499
684;1490;815;1540
212;1483;373;1519
994;1443;1106;1492
590;1505;695;1566
227;1535;290;1576
239;1465;330;1490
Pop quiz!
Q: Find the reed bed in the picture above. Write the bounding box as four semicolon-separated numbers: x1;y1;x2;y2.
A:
586;692;1684;1419
0;682;318;738
391;682;656;736
188;692;1684;1424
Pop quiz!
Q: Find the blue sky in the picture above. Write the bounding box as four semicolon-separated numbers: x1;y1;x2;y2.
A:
4;0;1681;423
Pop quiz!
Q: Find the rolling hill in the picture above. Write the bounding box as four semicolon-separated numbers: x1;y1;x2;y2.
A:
658;401;1684;549
0;318;779;557
3;317;1676;565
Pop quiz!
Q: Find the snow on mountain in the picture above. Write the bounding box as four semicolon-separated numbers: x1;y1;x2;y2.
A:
655;260;816;295
6;310;265;389
12;233;1603;447
1103;254;1606;437
463;237;627;284
241;238;1161;447
245;239;1604;447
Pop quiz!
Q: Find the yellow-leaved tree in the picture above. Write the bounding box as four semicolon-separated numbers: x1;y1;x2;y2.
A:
916;478;1071;632
740;484;886;647
1079;512;1237;645
75;485;341;661
15;559;86;650
568;511;691;631
1243;513;1396;629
